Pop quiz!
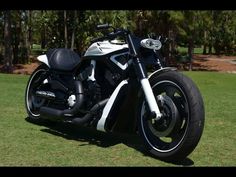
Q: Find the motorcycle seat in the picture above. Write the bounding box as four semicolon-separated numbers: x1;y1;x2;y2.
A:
46;48;81;71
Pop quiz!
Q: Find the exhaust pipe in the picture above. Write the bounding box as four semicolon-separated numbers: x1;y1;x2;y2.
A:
71;98;108;125
40;80;109;125
40;97;108;126
62;80;84;116
40;80;84;120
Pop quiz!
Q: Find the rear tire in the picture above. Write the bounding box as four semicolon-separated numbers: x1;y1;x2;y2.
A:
137;71;204;162
25;64;54;125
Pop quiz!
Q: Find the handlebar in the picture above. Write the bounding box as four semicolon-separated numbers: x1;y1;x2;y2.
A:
91;28;127;43
96;23;112;30
91;36;108;43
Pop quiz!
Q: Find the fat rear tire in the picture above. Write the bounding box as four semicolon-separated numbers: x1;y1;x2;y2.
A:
25;64;55;125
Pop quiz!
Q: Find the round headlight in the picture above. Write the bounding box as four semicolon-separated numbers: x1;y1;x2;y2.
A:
140;38;162;50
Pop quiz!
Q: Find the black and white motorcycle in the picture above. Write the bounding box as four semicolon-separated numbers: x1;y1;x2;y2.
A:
25;24;204;162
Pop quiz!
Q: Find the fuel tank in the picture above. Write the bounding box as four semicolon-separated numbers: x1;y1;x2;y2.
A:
84;40;128;56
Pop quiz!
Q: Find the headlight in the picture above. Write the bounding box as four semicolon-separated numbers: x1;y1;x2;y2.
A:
140;38;162;50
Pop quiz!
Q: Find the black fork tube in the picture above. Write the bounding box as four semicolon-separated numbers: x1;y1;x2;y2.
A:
133;57;147;79
127;34;147;80
126;34;162;120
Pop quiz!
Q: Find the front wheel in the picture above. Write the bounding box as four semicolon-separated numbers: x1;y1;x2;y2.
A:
137;71;204;162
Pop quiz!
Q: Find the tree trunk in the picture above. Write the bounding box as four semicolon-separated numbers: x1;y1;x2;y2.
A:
189;14;197;71
41;27;46;49
12;11;21;64
24;10;30;64
188;39;194;71
208;44;212;54
164;28;171;66
71;11;77;50
213;41;220;55
41;10;46;49
3;11;13;73
203;30;207;54
64;10;68;48
168;30;177;61
28;10;32;56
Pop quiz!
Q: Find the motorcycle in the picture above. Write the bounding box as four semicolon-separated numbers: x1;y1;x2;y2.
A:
25;24;204;162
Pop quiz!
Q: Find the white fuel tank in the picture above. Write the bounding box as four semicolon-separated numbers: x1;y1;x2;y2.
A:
84;40;128;56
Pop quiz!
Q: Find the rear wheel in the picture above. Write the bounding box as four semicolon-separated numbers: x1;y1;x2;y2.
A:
138;71;204;162
25;64;53;125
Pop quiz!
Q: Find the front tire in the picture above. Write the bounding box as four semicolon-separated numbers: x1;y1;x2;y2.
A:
137;71;204;162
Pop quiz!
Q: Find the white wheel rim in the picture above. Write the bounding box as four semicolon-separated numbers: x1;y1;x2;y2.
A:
140;80;189;153
26;69;47;117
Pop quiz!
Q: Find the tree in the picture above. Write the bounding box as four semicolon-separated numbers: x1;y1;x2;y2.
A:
71;11;77;50
3;11;13;73
1;10;236;68
21;10;31;64
11;10;21;64
211;11;236;55
197;11;214;54
64;10;68;48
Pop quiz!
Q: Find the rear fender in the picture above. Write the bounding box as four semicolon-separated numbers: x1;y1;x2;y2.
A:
37;55;50;68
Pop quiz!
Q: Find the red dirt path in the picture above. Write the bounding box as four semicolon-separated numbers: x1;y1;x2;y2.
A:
191;54;236;73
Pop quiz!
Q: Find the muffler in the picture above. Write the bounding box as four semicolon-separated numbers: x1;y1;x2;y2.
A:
35;91;56;100
40;98;108;125
39;80;84;120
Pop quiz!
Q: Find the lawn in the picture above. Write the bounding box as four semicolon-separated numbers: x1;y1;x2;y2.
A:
0;72;235;166
177;46;215;54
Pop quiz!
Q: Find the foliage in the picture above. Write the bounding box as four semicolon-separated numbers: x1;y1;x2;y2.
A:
1;10;236;72
211;11;236;55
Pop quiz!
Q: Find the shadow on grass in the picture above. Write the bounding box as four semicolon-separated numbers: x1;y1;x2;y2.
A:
25;117;194;166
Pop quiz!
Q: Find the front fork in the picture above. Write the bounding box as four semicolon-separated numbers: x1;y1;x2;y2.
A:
133;57;162;120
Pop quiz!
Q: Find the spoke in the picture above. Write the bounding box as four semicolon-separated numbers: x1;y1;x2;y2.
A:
165;87;176;98
159;137;172;143
173;96;185;114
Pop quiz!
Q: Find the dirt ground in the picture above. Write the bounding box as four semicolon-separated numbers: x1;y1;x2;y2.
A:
189;54;236;73
2;54;236;75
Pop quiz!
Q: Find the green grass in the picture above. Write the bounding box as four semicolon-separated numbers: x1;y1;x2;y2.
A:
177;46;203;54
177;46;215;54
31;44;47;56
0;72;236;166
32;44;42;50
184;72;236;166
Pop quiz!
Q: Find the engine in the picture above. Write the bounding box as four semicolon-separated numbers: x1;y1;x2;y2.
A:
77;61;123;112
100;63;124;94
82;80;101;109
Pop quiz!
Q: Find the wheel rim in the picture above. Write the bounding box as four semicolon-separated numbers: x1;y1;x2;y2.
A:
141;80;189;153
26;69;47;117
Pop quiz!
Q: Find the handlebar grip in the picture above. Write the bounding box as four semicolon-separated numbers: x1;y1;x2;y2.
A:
107;31;124;39
96;24;111;30
91;30;125;43
91;36;105;43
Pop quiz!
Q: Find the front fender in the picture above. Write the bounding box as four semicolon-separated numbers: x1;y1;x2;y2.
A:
148;67;177;80
137;67;177;98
